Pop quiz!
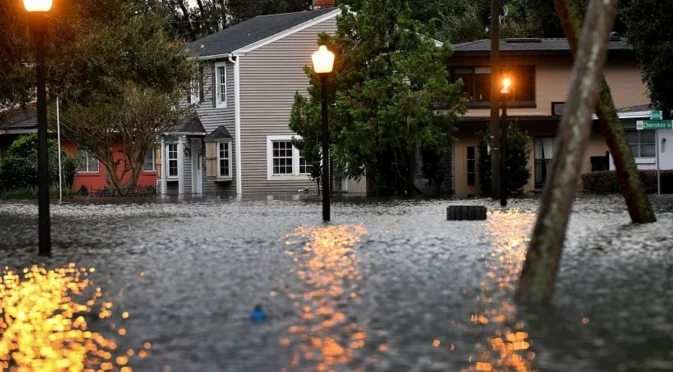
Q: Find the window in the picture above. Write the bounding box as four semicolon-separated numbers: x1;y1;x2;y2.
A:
189;79;200;104
272;140;294;175
218;142;232;178
167;144;178;178
299;155;313;174
467;146;476;186
534;137;554;188
625;130;655;158
215;62;227;108
143;150;155;172
78;149;99;173
266;135;311;179
451;65;535;105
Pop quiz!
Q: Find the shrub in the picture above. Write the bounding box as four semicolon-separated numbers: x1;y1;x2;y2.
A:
478;125;532;196
581;170;673;194
0;157;37;190
0;133;79;191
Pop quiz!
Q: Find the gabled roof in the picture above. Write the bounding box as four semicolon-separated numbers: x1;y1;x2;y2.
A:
0;104;37;134
167;114;206;135
183;8;339;59
204;125;232;142
452;37;633;57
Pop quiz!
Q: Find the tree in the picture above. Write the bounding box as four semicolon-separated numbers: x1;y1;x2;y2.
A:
290;0;466;196
60;83;190;195
478;125;531;196
623;0;673;117
516;0;619;304
420;147;448;195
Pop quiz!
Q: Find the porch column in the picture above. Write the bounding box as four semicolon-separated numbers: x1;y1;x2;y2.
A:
177;135;185;195
160;137;167;196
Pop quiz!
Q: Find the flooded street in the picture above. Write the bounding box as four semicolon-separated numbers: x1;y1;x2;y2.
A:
1;195;672;371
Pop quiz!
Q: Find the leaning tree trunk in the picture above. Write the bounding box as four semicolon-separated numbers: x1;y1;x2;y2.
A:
555;0;656;224
516;0;619;304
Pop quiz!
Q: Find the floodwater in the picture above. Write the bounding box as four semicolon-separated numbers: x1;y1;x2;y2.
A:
0;195;672;372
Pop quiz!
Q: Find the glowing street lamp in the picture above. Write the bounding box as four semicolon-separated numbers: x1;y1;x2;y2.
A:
24;0;53;256
312;45;335;222
500;76;512;207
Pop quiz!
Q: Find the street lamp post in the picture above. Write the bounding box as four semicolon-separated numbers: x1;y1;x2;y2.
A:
24;0;53;256
312;45;335;222
500;77;511;207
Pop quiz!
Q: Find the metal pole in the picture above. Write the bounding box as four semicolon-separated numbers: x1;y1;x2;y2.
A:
500;97;507;207
320;73;330;222
57;96;63;203
490;0;502;200
656;129;661;195
33;16;51;257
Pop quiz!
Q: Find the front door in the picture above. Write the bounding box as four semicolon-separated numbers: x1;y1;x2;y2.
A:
191;138;203;194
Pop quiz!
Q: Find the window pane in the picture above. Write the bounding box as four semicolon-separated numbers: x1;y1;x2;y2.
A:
641;144;655;157
218;66;226;102
455;73;474;102
535;138;554;160
625;131;639;145
467;160;475;173
143;150;154;171
467;146;475;159
629;145;639;157
474;73;491;102
641;131;655;144
512;66;535;102
467;173;475;186
272;141;294;175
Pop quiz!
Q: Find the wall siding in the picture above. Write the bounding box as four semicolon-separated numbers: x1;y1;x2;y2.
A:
238;17;337;194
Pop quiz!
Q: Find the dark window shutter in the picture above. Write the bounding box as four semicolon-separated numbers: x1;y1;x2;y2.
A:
199;65;204;103
212;63;217;108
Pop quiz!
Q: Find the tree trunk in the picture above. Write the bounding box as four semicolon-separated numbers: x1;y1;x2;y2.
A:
516;0;619;304
554;0;656;224
195;0;211;34
176;0;197;41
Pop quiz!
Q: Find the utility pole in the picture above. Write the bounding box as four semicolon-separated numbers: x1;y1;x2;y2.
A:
490;0;502;200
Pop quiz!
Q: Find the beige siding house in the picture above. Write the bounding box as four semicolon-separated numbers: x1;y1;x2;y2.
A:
157;6;344;196
448;37;657;197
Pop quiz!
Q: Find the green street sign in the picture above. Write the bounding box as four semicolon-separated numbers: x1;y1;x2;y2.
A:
637;120;673;130
651;110;663;120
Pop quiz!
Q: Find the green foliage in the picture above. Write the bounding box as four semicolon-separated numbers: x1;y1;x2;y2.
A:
623;0;673;117
0;184;74;200
290;0;465;195
421;147;448;195
582;170;673;194
478;125;531;196
0;0;195;114
0;134;78;192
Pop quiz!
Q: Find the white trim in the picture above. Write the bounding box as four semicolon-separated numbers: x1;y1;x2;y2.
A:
197;53;230;61
266;135;310;180
77;149;100;173
177;136;185;194
160;138;167;195
189;79;200;104
166;143;179;179
214;61;228;108
231;55;243;194
217;141;233;179
232;9;341;56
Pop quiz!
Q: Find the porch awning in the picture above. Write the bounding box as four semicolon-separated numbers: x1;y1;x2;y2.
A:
166;115;207;135
204;125;232;142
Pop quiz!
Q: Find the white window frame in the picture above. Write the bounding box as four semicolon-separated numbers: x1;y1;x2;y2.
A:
215;62;227;108
143;149;156;172
266;135;311;180
77;149;99;173
217;140;233;179
189;78;200;104
167;143;178;179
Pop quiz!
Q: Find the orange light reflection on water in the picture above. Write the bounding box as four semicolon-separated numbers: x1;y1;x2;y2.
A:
0;264;143;371
466;209;537;372
283;224;368;371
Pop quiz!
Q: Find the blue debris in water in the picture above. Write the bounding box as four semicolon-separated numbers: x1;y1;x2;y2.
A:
250;305;267;323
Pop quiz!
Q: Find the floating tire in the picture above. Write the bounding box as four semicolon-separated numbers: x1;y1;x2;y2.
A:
447;206;487;221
